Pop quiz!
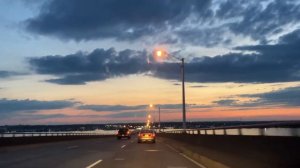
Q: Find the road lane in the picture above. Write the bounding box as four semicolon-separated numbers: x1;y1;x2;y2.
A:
0;135;203;168
0;136;131;168
98;136;201;168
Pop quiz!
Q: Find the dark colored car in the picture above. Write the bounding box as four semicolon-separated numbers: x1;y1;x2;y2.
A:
117;128;131;140
138;129;156;143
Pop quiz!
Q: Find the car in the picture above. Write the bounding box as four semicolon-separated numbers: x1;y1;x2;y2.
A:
137;129;156;143
117;128;131;140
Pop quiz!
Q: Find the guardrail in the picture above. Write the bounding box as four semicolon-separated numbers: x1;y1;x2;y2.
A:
0;132;113;138
163;127;300;137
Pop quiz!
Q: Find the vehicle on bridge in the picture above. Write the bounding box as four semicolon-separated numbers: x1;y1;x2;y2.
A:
138;129;156;143
117;128;131;140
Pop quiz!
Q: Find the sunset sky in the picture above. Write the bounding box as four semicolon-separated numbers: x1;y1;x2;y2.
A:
1;0;300;125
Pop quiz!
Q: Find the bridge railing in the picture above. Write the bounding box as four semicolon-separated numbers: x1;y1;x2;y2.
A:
162;127;300;137
0;132;114;138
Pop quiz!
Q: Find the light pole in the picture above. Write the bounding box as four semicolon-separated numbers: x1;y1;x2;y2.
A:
153;50;187;131
158;106;161;132
181;58;186;130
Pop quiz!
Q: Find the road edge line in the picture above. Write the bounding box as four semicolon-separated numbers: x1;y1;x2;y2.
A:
86;159;102;168
166;144;207;168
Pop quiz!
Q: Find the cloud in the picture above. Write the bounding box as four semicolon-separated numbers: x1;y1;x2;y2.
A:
103;111;147;118
217;0;300;42
23;0;300;46
213;99;238;106
241;86;300;107
28;48;150;84
28;29;300;84
0;98;76;114
189;85;208;88
24;0;212;42
0;71;24;79
213;85;300;109
78;104;147;112
78;103;189;112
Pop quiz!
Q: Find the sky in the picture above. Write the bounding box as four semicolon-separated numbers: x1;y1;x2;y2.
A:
1;0;300;125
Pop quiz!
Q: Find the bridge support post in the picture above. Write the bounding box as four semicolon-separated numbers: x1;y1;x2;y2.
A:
259;128;265;136
238;128;242;135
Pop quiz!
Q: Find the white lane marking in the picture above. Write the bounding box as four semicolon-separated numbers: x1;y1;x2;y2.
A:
86;159;102;168
179;153;206;168
166;144;206;168
145;149;160;152
166;144;178;152
66;145;78;149
114;158;125;161
121;145;126;148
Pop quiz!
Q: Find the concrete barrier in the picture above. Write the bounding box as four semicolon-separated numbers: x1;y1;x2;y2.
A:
0;135;113;147
159;133;300;168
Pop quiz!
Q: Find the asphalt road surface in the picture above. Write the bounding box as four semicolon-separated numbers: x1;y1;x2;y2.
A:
0;136;203;168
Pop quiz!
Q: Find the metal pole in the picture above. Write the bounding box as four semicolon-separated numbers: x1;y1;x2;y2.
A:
181;58;186;131
158;106;161;132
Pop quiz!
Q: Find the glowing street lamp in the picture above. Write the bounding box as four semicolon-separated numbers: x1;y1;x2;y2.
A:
156;50;162;57
153;49;187;131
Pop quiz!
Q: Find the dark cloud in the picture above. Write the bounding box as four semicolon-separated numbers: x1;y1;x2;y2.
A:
217;0;300;42
25;0;212;41
152;29;300;83
241;86;300;107
0;98;76;114
100;104;205;118
213;85;300;108
24;0;300;46
28;48;150;84
0;71;23;79
279;29;300;44
213;99;238;106
175;28;230;47
78;104;147;112
189;85;208;88
77;104;211;113
28;29;300;84
78;104;190;112
103;111;147;118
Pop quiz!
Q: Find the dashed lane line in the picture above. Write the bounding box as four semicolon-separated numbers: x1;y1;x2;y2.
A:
121;145;126;148
114;158;125;161
86;159;102;168
145;149;160;152
66;145;78;149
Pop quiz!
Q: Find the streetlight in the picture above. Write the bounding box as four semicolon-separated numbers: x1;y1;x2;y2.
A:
153;49;187;131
